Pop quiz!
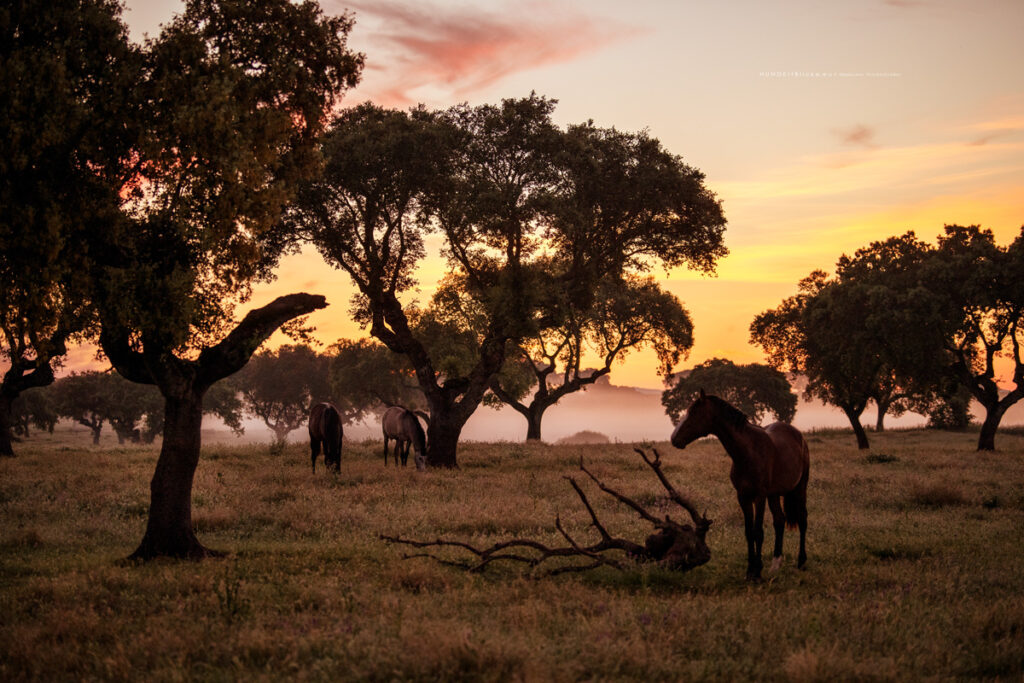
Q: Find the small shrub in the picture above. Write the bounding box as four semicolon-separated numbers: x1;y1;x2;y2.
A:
909;483;967;508
865;452;899;464
556;430;611;445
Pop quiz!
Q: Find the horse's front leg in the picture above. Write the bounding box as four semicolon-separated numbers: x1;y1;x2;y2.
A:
310;438;321;473
768;496;785;571
740;496;763;581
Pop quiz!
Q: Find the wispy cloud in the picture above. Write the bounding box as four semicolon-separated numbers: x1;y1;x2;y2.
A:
340;0;640;107
834;124;878;149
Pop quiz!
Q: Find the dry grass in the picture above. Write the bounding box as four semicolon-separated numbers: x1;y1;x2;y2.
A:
2;427;1024;680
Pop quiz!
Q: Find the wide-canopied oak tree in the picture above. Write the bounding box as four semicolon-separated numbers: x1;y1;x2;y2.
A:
90;0;362;559
0;0;138;456
288;97;726;466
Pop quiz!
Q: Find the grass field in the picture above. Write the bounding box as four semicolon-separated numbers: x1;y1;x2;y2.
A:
2;427;1024;681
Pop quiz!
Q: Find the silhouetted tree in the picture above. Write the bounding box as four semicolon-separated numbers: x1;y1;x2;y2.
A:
328;339;427;424
916;225;1024;450
51;370;243;445
827;226;1022;449
662;358;796;425
52;372;110;444
292;98;726;466
234;344;330;447
751;272;881;449
0;0;137;455
88;0;362;559
487;276;694;441
11;385;58;438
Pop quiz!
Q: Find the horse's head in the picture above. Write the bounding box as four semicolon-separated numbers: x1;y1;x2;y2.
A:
670;389;715;449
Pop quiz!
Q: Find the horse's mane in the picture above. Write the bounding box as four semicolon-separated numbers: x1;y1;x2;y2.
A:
707;395;750;428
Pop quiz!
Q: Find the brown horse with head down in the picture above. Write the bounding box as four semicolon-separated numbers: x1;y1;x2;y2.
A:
671;390;809;581
309;402;343;473
381;406;426;471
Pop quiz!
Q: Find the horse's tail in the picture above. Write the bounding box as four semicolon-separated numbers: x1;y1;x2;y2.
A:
783;442;810;530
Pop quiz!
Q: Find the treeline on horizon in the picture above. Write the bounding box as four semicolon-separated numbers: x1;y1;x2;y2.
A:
2;0;1021;560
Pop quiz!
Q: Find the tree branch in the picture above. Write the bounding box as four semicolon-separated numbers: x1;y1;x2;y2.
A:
197;293;328;387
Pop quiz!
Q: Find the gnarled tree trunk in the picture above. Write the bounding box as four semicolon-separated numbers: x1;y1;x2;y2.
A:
104;293;328;561
842;405;870;450
130;391;212;560
977;402;1011;451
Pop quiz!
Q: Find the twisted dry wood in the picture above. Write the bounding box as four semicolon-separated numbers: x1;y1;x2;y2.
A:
380;447;713;575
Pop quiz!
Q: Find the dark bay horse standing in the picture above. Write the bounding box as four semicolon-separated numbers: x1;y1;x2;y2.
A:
671;390;809;581
381;406;426;471
309;402;343;472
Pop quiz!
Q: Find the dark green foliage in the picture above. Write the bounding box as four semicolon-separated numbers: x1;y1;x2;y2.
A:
661;357;796;425
0;0;138;454
328;338;426;422
233;344;331;445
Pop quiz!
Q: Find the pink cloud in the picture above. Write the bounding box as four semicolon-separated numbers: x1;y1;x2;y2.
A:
342;1;639;107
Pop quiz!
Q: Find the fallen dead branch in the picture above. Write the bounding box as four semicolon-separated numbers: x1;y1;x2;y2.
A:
380;447;712;576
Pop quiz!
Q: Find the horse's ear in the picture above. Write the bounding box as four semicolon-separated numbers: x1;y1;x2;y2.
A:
699;388;706;398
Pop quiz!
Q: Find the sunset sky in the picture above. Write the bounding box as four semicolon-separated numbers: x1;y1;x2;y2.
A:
122;0;1024;389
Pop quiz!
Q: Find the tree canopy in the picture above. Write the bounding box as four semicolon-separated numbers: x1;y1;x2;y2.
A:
0;0;138;455
752;225;1024;451
662;358;796;426
290;97;726;465
487;275;695;441
233;344;331;447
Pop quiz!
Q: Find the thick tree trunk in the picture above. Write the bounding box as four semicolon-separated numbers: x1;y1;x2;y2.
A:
875;400;888;433
843;406;870;449
91;424;102;445
129;391;217;561
525;407;544;441
425;409;467;468
0;394;15;457
977;402;1008;451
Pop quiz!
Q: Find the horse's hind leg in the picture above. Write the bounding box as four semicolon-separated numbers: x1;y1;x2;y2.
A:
383;436;390;466
784;465;809;569
768;496;785;571
787;488;808;569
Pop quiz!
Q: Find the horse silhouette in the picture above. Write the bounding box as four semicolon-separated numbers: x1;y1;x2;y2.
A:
309;402;343;472
381;406;426;470
671;390;809;581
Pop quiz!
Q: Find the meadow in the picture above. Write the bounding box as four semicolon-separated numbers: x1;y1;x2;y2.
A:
2;427;1024;681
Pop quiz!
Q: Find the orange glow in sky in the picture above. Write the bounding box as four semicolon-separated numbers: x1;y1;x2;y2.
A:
112;0;1024;389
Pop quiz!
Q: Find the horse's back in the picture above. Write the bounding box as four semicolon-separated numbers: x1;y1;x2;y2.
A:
309;403;327;436
310;402;342;438
382;406;404;435
764;421;809;493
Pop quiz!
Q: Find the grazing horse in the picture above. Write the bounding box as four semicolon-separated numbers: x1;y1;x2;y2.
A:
670;390;809;581
309;402;343;473
381;406;427;471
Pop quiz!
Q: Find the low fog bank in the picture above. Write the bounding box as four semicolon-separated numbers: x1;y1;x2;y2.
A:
212;380;1024;446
